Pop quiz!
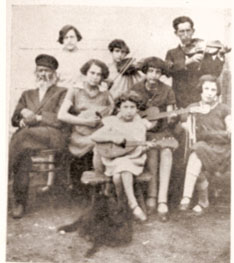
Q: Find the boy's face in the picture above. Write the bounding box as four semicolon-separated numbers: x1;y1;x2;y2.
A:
201;81;218;104
112;48;127;63
119;100;137;122
175;22;194;46
145;67;162;84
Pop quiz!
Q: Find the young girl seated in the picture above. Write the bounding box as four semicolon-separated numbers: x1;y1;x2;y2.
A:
91;92;155;221
179;75;231;215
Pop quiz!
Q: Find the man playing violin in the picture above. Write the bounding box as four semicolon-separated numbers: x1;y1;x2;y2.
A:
178;75;231;215
166;16;225;108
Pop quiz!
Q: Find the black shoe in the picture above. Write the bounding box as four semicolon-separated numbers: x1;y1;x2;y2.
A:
158;212;169;222
157;203;169;222
12;203;25;219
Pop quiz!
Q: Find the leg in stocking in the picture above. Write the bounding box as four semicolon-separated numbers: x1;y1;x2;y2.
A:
158;148;173;214
179;152;202;209
121;171;146;221
196;173;209;208
146;149;159;209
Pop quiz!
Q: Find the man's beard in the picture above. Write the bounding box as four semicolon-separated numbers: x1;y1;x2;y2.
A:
35;75;57;89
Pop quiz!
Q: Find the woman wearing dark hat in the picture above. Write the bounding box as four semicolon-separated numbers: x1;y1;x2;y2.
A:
58;59;114;191
132;57;178;222
179;75;231;215
107;39;142;99
56;25;85;89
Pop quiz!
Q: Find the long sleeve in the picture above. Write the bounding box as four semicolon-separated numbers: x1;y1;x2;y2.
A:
40;89;67;128
11;91;28;127
199;55;225;77
165;49;187;73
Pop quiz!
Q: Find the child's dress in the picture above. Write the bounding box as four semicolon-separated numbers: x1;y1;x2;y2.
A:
99;113;152;176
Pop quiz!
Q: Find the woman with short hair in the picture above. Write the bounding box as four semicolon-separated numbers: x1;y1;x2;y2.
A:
179;75;231;215
56;24;85;89
58;59;114;191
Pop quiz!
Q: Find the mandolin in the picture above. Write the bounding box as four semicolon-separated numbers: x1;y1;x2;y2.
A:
139;104;211;125
73;106;111;136
95;137;179;159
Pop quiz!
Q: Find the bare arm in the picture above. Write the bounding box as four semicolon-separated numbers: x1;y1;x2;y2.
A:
57;99;93;125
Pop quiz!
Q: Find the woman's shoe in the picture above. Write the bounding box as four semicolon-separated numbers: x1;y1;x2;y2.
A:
192;203;209;216
178;197;191;211
146;197;156;215
37;185;52;194
132;206;147;222
158;212;169;222
157;203;169;222
12;203;25;219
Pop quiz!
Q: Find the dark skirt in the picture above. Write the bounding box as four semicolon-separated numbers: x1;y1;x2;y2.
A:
192;141;231;174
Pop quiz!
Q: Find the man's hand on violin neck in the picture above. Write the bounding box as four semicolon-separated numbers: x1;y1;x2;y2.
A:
185;53;203;65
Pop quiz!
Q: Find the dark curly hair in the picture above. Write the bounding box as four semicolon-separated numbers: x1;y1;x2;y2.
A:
115;91;143;109
80;59;109;79
196;75;221;96
58;25;82;44
173;16;194;31
140;56;169;76
108;39;130;55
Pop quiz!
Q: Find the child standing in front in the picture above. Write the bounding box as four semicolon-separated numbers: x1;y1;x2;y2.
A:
91;92;155;222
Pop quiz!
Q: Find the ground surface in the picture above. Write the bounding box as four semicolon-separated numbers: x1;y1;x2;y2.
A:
6;172;230;263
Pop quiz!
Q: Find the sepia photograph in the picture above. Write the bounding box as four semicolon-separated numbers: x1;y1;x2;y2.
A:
2;0;232;262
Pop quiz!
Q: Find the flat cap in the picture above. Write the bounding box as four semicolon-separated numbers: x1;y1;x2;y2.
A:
35;54;59;70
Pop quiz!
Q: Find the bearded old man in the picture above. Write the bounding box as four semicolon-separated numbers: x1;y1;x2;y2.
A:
9;54;69;219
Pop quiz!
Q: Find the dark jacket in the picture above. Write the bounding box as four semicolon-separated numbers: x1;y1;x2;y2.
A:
165;45;224;108
9;85;69;171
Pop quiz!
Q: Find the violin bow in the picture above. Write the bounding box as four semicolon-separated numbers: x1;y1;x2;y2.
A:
112;57;137;83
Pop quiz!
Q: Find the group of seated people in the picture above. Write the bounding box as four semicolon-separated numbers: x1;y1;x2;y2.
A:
9;16;231;223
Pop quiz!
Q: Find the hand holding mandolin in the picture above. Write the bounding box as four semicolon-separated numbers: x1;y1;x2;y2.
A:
95;137;179;159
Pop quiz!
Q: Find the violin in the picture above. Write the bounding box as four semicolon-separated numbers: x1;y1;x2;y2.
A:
116;57;138;76
183;38;231;57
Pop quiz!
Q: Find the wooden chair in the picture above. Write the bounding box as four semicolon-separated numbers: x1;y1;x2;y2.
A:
31;148;69;192
81;170;152;213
